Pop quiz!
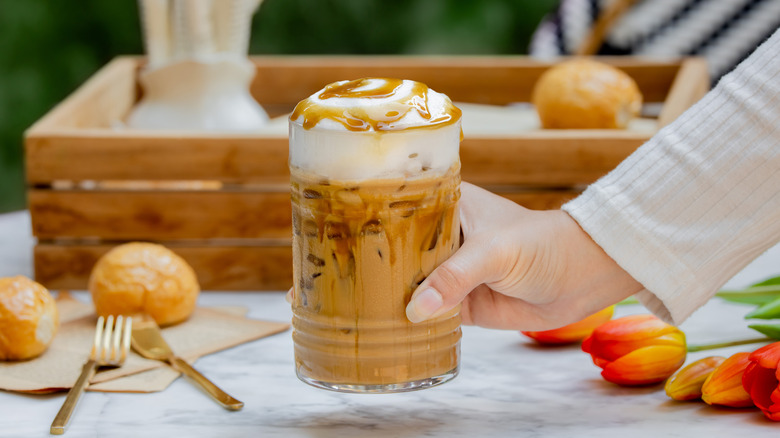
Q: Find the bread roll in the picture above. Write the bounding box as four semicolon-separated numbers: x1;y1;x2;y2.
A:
89;242;199;326
532;59;642;129
0;276;59;361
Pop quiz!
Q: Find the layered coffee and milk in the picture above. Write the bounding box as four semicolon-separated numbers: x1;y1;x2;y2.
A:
289;78;462;392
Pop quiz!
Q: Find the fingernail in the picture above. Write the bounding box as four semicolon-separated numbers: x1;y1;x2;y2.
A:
406;288;443;323
285;288;293;304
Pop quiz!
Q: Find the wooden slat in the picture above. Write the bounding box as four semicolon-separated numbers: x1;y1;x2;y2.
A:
250;56;679;105
499;190;581;210
25;134;289;184
29;186;581;240
31;186;578;291
34;243;294;291
29;189;293;240
26;133;642;185
32;189;579;291
460;133;643;186
657;57;709;127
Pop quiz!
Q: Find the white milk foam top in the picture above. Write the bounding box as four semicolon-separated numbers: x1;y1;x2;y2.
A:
289;78;461;181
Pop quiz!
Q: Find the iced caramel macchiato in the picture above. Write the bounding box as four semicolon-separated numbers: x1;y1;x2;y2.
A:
289;78;462;392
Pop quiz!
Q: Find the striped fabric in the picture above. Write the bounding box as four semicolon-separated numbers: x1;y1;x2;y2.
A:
530;0;780;81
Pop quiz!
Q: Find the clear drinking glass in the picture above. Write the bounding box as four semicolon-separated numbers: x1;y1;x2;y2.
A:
288;78;463;393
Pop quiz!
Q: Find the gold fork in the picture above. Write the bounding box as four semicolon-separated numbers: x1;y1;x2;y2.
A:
50;315;132;435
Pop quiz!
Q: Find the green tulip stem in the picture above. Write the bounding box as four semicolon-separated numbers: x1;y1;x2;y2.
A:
617;287;780;306
616;297;639;305
686;337;772;352
716;285;780;297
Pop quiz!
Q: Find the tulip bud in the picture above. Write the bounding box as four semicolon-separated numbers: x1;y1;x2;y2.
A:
742;341;780;421
522;306;614;345
665;356;725;401
582;314;686;386
701;352;754;407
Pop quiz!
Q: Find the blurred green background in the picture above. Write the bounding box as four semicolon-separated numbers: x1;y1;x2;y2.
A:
0;0;557;212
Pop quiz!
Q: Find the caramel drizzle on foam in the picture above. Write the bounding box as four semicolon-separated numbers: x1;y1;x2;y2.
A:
291;78;462;132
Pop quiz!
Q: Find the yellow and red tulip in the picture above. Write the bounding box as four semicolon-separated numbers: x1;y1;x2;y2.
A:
665;356;726;401
742;341;780;421
701;352;754;408
522;306;614;345
581;314;687;386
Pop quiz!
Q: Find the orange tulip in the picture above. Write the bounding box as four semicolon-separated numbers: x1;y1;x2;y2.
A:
701;352;754;407
581;314;687;386
522;306;614;345
665;356;726;401
742;341;780;421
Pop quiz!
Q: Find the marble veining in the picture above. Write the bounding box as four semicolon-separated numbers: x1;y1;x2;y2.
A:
1;211;779;437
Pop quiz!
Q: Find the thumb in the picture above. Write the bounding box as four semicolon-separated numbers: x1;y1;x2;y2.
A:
406;236;499;323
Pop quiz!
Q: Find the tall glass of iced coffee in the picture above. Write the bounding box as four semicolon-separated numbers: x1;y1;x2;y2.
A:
289;78;462;393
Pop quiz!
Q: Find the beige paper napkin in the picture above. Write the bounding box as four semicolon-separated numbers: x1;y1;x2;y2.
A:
89;306;249;393
0;293;289;393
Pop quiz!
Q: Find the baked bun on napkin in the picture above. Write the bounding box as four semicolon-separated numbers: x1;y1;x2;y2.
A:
0;276;59;360
89;242;199;326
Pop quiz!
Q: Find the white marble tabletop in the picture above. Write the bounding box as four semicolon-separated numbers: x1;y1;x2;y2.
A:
1;210;779;437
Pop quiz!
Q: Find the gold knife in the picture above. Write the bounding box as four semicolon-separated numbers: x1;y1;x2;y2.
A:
130;313;244;410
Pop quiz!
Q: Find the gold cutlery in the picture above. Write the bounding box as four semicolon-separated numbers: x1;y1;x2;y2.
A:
130;313;244;410
51;315;132;435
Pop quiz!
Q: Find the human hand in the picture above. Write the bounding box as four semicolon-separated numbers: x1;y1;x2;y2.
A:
405;182;643;331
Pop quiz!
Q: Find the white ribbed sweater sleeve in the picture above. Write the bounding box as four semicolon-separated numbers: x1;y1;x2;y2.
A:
562;29;780;325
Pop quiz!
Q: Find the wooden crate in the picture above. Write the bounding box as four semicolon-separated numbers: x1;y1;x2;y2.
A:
25;56;709;291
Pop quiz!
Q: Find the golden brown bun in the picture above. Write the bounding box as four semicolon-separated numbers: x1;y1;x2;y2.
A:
0;276;59;361
532;59;643;129
89;242;199;326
